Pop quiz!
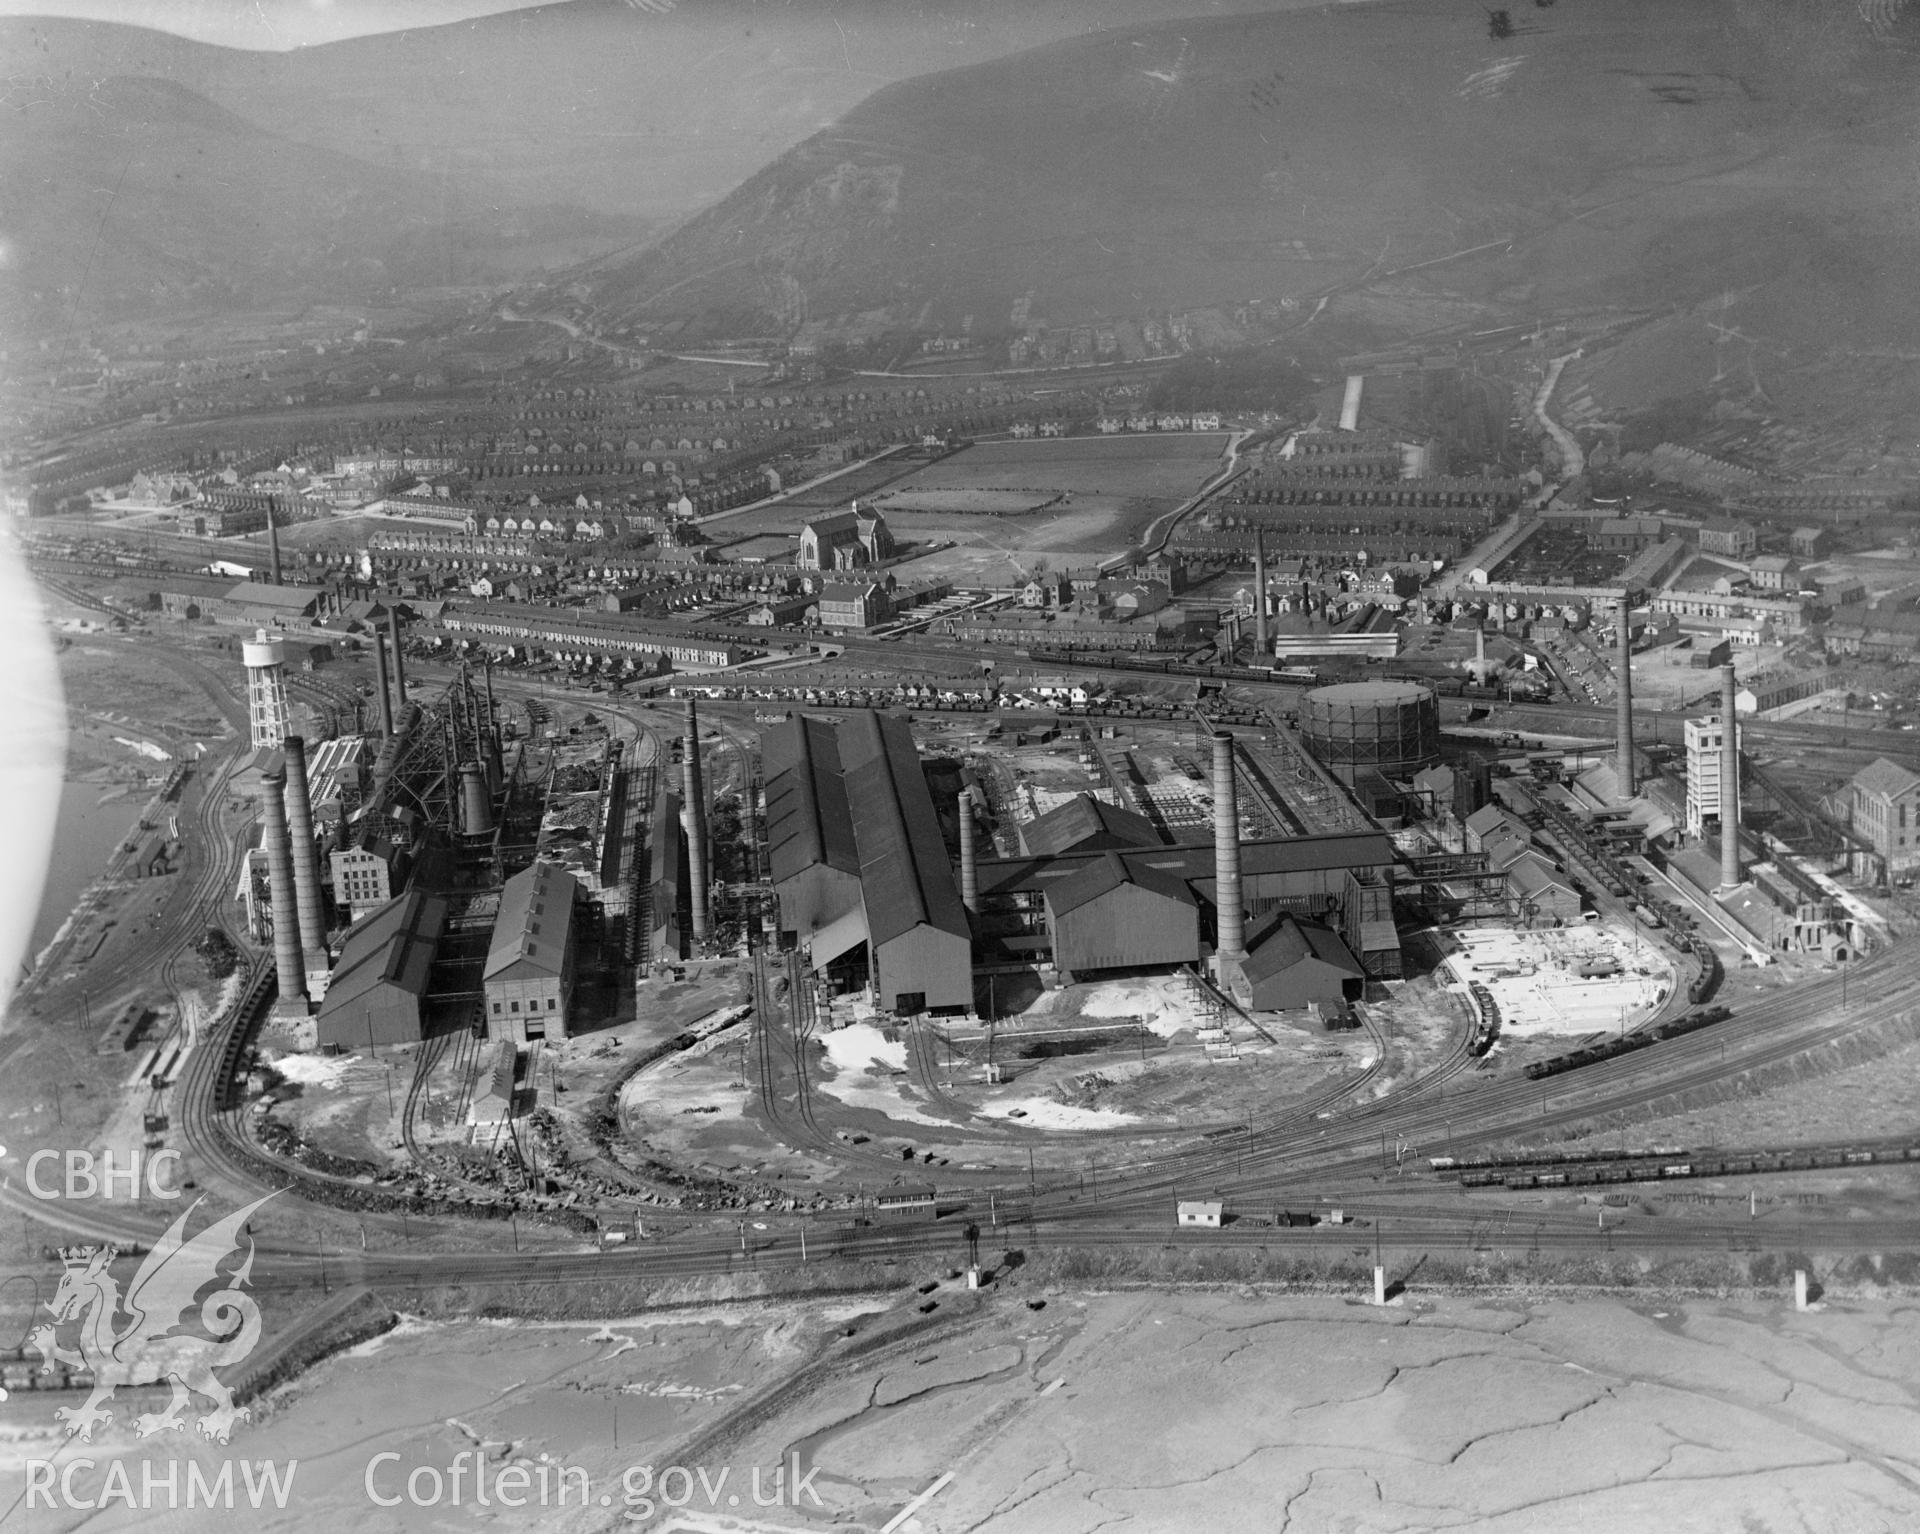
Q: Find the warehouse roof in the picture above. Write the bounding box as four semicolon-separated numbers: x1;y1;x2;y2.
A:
227;582;322;614
973;830;1396;900
1045;851;1195;918
1019;794;1163;857
485;861;577;981
838;712;969;949
316;889;448;1022
1237;915;1364;986
764;715;860;885
1851;757;1920;801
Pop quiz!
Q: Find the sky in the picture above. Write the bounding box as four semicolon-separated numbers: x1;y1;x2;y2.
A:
0;0;555;49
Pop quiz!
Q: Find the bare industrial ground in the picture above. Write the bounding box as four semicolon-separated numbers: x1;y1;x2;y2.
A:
11;1275;1907;1533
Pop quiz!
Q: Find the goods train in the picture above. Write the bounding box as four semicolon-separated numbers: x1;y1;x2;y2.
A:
1465;982;1500;1057
1439;1138;1920;1189
1520;1005;1734;1082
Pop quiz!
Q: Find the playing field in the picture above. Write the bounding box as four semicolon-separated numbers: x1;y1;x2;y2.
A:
874;433;1232;581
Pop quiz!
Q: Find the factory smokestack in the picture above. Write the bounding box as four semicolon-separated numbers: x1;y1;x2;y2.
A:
259;763;308;1008
1615;598;1637;798
683;697;710;945
1212;731;1245;969
387;606;408;713
1253;528;1269;657
266;497;283;587
372;630;395;739
279;737;329;988
1720;663;1742;888
958;790;979;914
460;764;493;835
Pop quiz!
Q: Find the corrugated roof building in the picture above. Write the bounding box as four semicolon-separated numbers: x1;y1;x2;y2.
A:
484;862;578;1042
1221;913;1365;1014
765;715;864;949
316;889;449;1049
758;711;972;1012
1044;852;1199;979
839;712;973;1012
1018;794;1163;857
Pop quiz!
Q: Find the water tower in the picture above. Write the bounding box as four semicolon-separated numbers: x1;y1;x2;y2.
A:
242;628;292;750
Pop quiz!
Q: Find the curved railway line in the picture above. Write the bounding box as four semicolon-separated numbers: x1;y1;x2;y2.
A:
14;645;1917;1305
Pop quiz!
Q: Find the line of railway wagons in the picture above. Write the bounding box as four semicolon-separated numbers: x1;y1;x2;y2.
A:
1521;1005;1733;1081
1447;1140;1920;1189
1465;981;1500;1057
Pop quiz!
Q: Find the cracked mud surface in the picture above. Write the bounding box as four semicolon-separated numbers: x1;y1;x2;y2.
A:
738;1291;1920;1533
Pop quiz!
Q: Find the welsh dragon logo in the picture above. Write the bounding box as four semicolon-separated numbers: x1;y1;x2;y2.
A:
29;1193;275;1444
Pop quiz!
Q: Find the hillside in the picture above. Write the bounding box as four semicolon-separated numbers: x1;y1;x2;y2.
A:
0;72;646;334
0;1;1341;223
582;0;1920;369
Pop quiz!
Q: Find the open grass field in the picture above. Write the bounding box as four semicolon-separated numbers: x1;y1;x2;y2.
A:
872;434;1231;583
707;433;1232;583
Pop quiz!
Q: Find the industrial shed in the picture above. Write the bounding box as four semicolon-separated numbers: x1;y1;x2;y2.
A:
973;829;1398;974
315;889;449;1050
1508;853;1583;926
1018;794;1163;857
1221;914;1365;1014
1045;853;1199;979
484;862;578;1042
648;788;684;962
764;715;864;951
841;712;973;1013
756;710;972;1013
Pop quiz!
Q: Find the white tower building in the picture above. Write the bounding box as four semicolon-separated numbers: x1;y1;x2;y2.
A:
242;628;292;750
1684;710;1727;839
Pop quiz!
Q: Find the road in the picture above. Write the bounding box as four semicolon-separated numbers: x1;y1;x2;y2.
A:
1533;350;1585;483
1129;430;1255;564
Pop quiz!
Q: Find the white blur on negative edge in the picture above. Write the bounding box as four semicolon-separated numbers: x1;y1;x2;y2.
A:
0;529;68;1020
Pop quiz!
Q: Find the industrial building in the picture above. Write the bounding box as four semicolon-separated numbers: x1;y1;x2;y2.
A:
973;831;1400;978
764;708;1403;1010
1846;758;1920;878
1018;795;1161;857
647;788;684;963
1043;854;1199;981
331;839;404;923
435;602;743;669
314;889;450;1050
1684;712;1732;839
484;862;578;1043
1220;913;1366;1014
764;711;972;1012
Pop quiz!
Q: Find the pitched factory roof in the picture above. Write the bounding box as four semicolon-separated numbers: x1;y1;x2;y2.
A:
1852;757;1920;802
1044;851;1196;918
1237;914;1364;986
316;889;448;1020
973;830;1396;900
838;712;969;949
763;715;860;885
1018;793;1163;857
485;861;577;981
227;582;321;612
